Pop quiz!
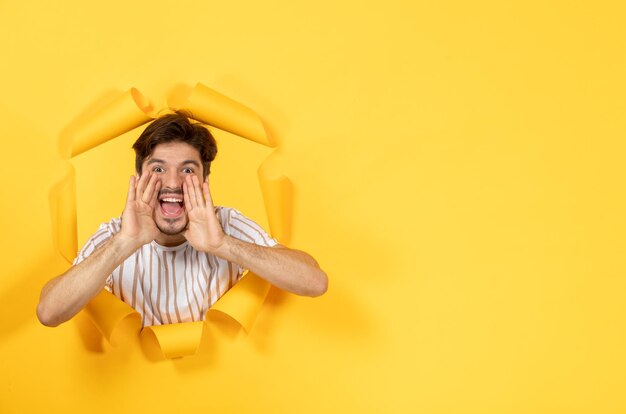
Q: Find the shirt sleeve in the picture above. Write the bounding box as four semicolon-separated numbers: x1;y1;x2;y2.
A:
218;207;279;248
72;219;121;290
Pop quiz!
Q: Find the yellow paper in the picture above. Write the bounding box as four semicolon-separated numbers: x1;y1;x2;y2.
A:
258;157;293;244
171;83;274;147
69;88;154;157
209;272;271;333
49;165;77;264
84;291;202;358
84;274;270;358
83;290;141;347
141;322;204;359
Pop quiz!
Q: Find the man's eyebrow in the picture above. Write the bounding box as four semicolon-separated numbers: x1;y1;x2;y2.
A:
146;159;200;167
146;158;165;165
181;160;201;167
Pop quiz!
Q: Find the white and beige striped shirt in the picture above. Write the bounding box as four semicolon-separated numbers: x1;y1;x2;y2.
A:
73;207;278;327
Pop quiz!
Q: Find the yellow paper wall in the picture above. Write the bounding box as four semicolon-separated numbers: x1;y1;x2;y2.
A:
1;1;626;413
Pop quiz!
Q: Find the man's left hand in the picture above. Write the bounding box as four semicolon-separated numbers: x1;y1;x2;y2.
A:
182;175;225;253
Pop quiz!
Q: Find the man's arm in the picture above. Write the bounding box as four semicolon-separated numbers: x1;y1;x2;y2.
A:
37;173;161;327
37;234;139;326
218;238;328;296
183;176;328;297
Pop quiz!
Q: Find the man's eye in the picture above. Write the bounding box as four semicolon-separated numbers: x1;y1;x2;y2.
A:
183;168;193;174
153;167;164;173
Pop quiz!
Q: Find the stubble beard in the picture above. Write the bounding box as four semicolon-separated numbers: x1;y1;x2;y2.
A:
155;215;188;236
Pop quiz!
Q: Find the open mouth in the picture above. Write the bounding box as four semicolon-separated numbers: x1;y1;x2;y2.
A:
159;194;185;218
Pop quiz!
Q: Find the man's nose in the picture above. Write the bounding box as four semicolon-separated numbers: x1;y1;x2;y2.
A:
162;170;184;189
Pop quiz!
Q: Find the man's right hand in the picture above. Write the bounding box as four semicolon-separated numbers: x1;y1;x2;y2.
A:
119;172;161;248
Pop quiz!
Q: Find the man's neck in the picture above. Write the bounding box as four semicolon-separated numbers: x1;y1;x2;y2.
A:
154;233;187;247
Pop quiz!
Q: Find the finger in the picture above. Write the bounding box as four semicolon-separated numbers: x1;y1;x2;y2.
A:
148;180;161;208
183;180;193;211
126;175;136;203
192;175;205;207
135;171;151;200
185;175;197;209
142;173;159;204
203;179;214;210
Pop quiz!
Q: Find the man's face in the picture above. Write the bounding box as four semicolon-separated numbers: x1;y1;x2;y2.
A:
140;141;204;240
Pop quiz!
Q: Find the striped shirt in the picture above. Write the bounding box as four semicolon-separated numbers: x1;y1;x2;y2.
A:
73;206;278;327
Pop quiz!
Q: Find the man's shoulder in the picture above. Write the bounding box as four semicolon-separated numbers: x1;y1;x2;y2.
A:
214;206;241;222
94;217;122;236
215;206;278;247
214;206;232;214
214;206;260;227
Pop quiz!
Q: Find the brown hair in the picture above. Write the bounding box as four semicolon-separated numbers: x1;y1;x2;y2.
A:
132;111;217;178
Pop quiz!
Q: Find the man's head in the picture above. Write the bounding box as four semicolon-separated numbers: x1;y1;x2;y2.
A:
132;112;218;242
133;111;217;179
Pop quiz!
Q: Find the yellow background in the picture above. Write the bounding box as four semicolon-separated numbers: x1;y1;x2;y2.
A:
1;1;625;412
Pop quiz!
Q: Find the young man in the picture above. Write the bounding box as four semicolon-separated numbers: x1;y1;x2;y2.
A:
37;112;327;327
